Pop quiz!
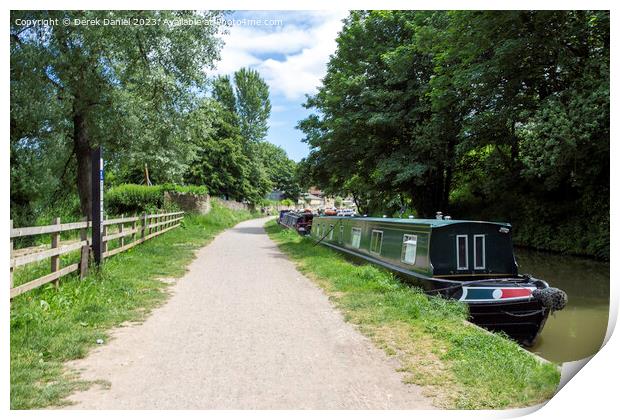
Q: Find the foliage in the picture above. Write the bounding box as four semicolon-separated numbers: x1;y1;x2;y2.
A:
187;70;272;203
298;11;609;258
105;183;207;215
256;142;302;200
10;203;259;409
183;99;254;201
11;10;223;216
11;12;300;220
234;68;272;144
266;221;560;409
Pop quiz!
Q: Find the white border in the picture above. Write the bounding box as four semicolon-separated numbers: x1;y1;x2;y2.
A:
370;229;383;255
456;234;469;270
401;234;418;265
351;227;361;249
3;2;617;419
473;234;486;270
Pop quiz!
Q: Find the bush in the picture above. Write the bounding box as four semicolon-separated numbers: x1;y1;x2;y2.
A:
160;183;208;195
105;184;165;215
105;184;208;215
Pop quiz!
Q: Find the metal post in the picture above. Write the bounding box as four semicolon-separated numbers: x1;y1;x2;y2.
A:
91;147;103;265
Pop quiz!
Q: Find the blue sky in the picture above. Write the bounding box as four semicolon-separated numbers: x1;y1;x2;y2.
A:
209;10;349;162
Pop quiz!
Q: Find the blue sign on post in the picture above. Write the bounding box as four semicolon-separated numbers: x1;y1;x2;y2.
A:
91;147;104;264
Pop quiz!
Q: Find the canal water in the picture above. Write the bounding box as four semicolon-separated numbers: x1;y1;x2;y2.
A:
515;248;610;363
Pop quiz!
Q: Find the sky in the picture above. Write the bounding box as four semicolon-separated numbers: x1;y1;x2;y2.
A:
208;10;349;162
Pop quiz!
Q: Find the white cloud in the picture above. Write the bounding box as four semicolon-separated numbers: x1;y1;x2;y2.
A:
213;48;262;75
271;105;287;113
268;119;288;128
211;11;348;101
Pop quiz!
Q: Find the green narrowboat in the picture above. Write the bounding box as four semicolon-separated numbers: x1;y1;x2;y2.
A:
311;216;567;346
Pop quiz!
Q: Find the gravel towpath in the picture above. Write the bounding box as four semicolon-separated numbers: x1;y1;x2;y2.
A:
67;217;433;409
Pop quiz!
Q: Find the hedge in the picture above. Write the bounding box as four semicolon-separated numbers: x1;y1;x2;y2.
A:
105;184;208;215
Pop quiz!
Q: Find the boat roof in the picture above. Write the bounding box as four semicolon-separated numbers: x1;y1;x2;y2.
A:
316;216;511;228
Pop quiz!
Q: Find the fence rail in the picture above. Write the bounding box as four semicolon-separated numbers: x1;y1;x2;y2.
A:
9;211;184;299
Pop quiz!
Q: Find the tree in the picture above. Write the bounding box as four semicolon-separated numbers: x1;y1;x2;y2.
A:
233;68;271;144
11;10;223;217
298;10;609;257
212;75;238;118
299;11;455;217
256;142;301;201
206;70;273;203
184;99;253;201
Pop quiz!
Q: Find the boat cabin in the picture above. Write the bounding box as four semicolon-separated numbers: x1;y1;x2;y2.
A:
312;217;518;279
281;211;314;235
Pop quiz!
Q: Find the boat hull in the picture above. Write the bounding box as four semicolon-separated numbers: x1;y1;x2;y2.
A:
467;300;549;346
319;240;549;346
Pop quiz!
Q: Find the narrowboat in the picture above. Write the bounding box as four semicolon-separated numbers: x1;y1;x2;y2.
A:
311;216;567;346
277;210;291;225
281;211;314;235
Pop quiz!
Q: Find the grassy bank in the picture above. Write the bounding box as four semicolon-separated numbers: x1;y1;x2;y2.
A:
265;221;560;409
10;203;259;409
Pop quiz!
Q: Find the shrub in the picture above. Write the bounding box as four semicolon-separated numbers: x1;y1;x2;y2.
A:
105;184;208;215
160;183;208;196
105;184;165;215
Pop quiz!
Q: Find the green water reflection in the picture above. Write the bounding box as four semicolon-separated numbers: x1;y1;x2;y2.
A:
515;248;609;363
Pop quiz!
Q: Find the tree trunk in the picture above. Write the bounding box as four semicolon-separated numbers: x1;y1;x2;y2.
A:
73;113;92;217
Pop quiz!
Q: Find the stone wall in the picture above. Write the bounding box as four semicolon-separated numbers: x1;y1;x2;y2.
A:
212;197;255;212
164;191;211;214
163;194;269;215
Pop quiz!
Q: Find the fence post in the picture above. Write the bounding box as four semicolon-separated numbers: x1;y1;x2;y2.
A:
102;215;108;255
119;214;125;248
131;215;137;243
142;213;147;239
10;220;13;290
79;216;89;279
51;217;61;288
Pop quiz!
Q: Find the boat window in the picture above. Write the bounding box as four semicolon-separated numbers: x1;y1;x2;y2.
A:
329;225;334;240
351;227;362;249
474;234;486;269
339;225;344;243
370;230;383;255
401;234;418;265
456;235;469;270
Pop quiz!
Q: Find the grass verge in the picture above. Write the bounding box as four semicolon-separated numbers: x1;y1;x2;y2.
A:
265;221;560;409
10;203;259;409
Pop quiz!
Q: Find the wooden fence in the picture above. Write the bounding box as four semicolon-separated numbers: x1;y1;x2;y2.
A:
9;211;184;299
